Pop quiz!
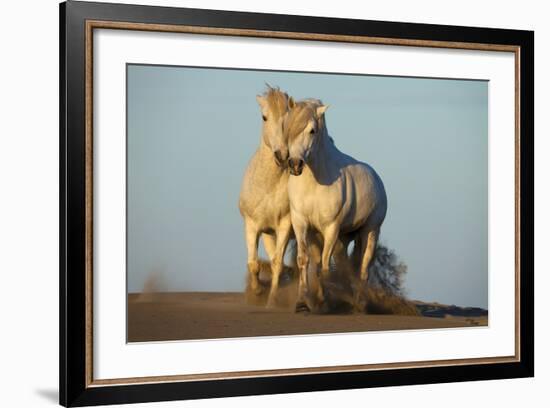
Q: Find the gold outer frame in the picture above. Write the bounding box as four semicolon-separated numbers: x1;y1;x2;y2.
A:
84;20;521;388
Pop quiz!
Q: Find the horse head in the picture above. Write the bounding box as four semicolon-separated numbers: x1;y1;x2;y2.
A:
284;99;329;176
256;85;294;168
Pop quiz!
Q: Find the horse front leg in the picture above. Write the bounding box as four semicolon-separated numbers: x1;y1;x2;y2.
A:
261;233;276;264
266;218;292;308
319;223;340;304
292;220;310;312
244;219;262;297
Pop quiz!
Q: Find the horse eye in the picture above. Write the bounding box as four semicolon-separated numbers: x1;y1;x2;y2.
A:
262;115;267;122
310;128;315;134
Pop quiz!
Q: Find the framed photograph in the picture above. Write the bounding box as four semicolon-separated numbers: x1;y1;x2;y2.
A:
60;1;534;406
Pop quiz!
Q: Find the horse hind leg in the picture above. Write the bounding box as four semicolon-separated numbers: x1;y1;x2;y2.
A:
355;228;380;312
331;237;355;305
360;229;379;282
333;235;354;281
349;233;363;277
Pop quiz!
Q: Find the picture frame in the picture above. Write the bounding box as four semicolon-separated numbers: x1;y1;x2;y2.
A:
59;1;534;406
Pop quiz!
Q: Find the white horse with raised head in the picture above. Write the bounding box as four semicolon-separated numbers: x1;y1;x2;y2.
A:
285;99;387;312
239;86;294;307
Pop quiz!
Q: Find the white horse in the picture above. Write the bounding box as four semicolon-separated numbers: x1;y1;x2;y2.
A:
239;86;294;307
285;99;387;312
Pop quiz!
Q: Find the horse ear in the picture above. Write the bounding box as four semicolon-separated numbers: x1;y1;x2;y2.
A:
316;105;329;117
288;97;295;109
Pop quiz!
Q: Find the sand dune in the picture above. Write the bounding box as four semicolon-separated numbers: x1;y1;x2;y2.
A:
127;292;487;342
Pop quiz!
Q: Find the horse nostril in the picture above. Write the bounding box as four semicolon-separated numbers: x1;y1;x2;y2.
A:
274;150;283;163
288;158;304;175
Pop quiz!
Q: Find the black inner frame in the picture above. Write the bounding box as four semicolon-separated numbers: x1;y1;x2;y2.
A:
60;1;534;406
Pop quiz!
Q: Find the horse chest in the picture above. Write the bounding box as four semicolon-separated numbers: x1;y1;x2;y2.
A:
243;180;290;228
291;183;344;229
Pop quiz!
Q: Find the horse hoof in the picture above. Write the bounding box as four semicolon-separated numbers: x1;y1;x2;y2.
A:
316;290;325;305
316;302;331;315
353;293;368;313
354;298;367;313
295;301;310;313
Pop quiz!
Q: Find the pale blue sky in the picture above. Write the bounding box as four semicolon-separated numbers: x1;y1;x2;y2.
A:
127;64;488;309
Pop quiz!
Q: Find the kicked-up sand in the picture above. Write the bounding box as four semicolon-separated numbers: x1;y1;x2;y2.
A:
127;292;488;342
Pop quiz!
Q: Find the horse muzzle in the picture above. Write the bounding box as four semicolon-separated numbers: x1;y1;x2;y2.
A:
274;149;289;168
288;158;305;176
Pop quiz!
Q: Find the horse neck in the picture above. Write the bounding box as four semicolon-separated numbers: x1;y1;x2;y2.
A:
308;127;336;176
